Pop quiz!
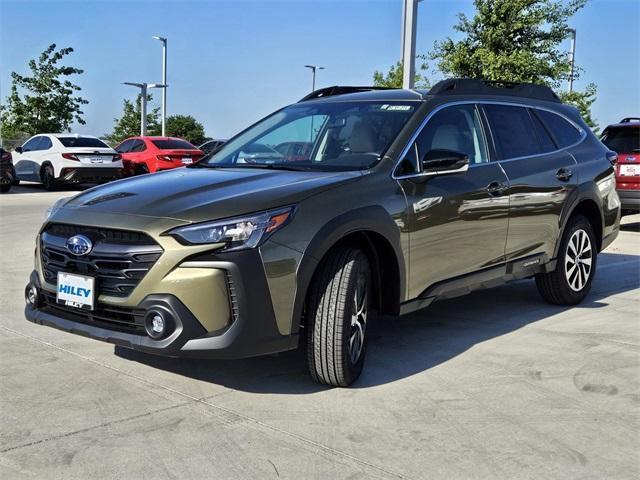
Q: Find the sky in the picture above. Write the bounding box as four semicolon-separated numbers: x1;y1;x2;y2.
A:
1;0;639;141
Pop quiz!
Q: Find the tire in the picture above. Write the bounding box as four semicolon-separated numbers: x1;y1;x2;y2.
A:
12;176;19;186
0;183;10;193
42;165;57;191
535;214;597;305
306;247;373;387
135;164;150;176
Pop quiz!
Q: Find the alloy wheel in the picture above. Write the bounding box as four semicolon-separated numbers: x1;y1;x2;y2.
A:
564;228;592;292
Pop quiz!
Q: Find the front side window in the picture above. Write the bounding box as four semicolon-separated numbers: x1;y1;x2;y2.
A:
22;136;42;152
200;101;417;171
115;139;134;153
397;104;488;176
484;104;541;159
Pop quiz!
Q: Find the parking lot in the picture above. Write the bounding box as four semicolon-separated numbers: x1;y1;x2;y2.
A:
1;184;639;479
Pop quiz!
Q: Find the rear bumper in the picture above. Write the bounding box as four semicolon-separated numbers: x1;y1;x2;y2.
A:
617;188;640;211
59;167;122;183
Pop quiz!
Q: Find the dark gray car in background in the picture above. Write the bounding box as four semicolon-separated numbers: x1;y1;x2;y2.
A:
25;79;620;386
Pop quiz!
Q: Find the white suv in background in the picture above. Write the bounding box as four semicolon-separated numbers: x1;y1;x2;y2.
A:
12;134;123;190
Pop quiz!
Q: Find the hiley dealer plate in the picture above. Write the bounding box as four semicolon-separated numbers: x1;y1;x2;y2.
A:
57;272;95;310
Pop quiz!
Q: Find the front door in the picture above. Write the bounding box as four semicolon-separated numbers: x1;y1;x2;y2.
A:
396;103;510;299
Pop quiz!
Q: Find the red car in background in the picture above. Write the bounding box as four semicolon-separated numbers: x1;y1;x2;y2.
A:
115;136;204;176
601;118;640;213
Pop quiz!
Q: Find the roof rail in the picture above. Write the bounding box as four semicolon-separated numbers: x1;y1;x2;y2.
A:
299;86;395;102
428;78;561;103
620;117;640;123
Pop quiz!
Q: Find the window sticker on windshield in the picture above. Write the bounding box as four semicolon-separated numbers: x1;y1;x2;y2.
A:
380;104;413;111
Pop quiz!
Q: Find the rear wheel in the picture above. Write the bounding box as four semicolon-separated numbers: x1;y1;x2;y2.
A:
536;215;597;305
42;165;57;191
0;183;10;193
306;247;373;387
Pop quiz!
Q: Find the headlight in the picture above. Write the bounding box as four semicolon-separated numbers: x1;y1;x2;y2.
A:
167;206;295;251
44;198;68;221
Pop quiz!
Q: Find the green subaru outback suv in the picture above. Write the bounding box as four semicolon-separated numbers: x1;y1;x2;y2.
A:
25;79;620;386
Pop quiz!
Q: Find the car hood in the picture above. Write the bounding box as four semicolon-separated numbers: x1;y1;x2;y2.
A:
61;167;362;223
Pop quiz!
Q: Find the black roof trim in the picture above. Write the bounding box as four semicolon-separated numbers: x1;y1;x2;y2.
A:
620;117;640;123
428;78;561;103
299;86;396;102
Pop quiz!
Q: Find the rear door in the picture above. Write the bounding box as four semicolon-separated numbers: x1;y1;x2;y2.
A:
482;104;579;263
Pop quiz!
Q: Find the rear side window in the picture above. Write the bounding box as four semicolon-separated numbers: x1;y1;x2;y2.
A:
40;137;53;150
58;137;109;148
535;110;582;148
601;127;640;153
152;139;196;150
484;105;540;159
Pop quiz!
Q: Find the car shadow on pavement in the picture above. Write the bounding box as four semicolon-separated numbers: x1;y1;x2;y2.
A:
115;252;639;393
4;183;88;194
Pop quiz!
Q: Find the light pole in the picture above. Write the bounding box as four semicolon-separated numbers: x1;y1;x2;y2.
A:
304;65;325;92
123;82;167;136
152;36;167;135
567;28;576;94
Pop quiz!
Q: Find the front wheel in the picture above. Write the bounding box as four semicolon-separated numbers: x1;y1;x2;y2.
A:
306;247;373;387
536;215;597;305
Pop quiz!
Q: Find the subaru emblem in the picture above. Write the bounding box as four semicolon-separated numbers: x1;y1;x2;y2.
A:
65;234;93;256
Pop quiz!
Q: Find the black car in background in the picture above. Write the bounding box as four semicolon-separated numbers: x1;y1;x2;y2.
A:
0;147;17;193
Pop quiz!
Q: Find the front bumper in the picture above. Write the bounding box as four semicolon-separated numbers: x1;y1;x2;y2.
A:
25;247;297;359
617;188;640;212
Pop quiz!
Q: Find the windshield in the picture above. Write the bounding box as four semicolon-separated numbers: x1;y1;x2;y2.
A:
199;101;417;171
601;127;640;153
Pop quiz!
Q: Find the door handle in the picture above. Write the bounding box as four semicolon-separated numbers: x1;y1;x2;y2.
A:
556;168;573;181
486;181;507;196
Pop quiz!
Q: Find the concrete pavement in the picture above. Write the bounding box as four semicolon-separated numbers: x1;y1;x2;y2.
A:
1;184;639;479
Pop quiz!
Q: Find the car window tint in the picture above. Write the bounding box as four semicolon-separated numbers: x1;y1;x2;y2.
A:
40;136;53;150
58;137;109;148
151;139;195;150
536;110;582;148
484;105;540;159
22;137;41;152
416;104;488;165
115;139;133;153
131;140;147;152
601;127;640;153
529;109;557;153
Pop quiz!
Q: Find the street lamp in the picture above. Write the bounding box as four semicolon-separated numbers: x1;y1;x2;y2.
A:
567;28;576;94
122;82;167;136
152;36;168;136
304;65;325;92
400;0;424;89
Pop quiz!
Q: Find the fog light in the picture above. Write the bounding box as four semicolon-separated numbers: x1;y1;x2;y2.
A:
25;284;40;307
144;311;167;339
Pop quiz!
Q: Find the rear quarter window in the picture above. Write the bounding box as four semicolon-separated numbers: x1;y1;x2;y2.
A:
535;110;582;148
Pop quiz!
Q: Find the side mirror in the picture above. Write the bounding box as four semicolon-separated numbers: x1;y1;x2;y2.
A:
15;146;23;154
421;149;469;175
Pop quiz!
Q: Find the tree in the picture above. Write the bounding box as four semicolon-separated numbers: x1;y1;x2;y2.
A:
104;94;160;145
373;57;430;89
0;44;88;140
430;0;598;129
166;115;206;145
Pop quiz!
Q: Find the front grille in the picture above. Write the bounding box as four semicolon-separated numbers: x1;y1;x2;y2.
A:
41;291;146;334
41;223;163;298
